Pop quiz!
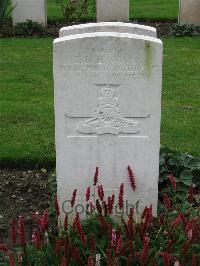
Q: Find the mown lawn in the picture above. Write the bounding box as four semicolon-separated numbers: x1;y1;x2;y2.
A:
0;37;199;167
46;0;180;21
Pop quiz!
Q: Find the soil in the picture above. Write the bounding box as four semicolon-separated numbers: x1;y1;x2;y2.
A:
0;20;175;38
0;169;55;245
45;21;175;38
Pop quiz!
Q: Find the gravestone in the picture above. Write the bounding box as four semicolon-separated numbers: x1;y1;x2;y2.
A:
54;31;163;221
179;0;200;25
96;0;129;22
60;22;157;38
12;0;47;26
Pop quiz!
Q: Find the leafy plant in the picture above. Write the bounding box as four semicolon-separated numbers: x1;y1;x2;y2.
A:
170;23;200;37
159;147;200;192
0;0;14;26
56;0;89;22
14;20;45;36
0;166;199;265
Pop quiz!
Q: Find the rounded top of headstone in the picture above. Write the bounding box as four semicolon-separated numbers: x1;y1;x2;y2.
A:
59;22;157;38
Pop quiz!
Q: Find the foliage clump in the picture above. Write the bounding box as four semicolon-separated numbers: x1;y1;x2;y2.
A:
0;164;199;265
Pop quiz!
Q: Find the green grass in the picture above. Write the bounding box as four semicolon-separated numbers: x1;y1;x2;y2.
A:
0;37;199;167
47;0;179;21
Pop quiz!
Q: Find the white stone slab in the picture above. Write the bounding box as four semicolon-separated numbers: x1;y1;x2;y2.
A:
12;0;47;26
179;0;200;25
53;32;163;221
96;0;129;22
59;22;157;38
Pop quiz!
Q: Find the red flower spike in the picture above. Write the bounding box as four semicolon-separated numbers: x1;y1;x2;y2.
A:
85;186;91;202
166;240;173;253
71;189;77;208
168;173;176;190
115;235;123;256
140;242;149;265
163;193;171;209
171;215;181;228
0;244;9;253
54;197;60;216
102;201;108;216
18;216;26;246
64;214;68;231
96;199;102;215
93;167;99;186
60;256;67;266
188;184;194;203
90;235;96;254
191;255;197;266
87;255;94;266
106;249;113;266
73;214;87;246
11;218;17;245
118;183;124;210
97;185;104;201
8;253;15;266
127;165;136;191
32;230;41;250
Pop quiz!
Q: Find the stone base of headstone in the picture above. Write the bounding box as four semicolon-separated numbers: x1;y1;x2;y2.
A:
96;0;129;22
179;0;200;25
12;0;47;27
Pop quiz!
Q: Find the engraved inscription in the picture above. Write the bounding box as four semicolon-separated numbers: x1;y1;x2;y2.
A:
77;85;140;135
62;53;156;79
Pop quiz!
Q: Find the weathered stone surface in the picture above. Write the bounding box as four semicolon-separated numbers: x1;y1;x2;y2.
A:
179;0;200;25
59;22;157;38
12;0;47;26
96;0;129;22
53;31;163;221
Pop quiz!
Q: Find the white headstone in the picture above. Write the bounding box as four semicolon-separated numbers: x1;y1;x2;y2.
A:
59;22;157;38
12;0;47;26
179;0;200;25
96;0;129;22
54;31;163;221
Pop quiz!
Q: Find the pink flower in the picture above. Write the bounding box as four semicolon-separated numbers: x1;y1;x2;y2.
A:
168;173;176;190
127;165;136;191
71;189;77;207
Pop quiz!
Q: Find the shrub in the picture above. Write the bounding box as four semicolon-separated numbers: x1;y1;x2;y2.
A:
13;20;45;36
56;0;89;22
170;23;200;37
0;166;199;265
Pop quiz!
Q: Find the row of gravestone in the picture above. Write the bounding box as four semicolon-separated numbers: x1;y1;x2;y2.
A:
53;22;163;221
11;0;200;27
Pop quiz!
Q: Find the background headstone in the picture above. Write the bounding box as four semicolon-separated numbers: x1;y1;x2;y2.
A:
54;31;163;221
179;0;200;25
96;0;129;22
59;22;157;38
12;0;47;26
